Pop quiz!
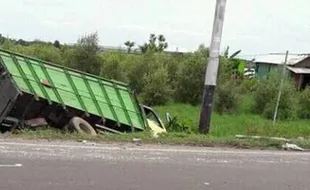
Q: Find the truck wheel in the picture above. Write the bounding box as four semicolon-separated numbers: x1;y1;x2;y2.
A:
69;117;97;136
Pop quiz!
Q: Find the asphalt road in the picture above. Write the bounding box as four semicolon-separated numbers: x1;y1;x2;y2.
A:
0;139;309;190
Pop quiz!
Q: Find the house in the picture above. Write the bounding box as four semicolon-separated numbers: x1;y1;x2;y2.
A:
253;54;303;78
287;56;310;89
250;54;310;89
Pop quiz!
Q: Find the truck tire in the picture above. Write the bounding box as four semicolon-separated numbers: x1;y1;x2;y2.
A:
69;117;97;136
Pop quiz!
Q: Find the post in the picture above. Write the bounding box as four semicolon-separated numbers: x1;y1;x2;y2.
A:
272;50;289;126
199;0;227;134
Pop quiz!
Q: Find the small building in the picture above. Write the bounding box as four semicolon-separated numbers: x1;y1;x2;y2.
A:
249;54;310;89
287;57;310;89
253;54;307;78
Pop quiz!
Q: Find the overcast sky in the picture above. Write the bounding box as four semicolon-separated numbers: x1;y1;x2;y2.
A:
0;0;309;57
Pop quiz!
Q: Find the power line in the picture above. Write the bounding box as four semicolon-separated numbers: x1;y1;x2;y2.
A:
236;53;271;57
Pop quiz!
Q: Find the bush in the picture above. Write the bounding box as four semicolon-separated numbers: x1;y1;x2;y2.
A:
214;79;240;114
128;52;172;106
253;71;299;120
163;54;180;91
100;52;131;83
299;87;310;119
174;53;206;105
239;78;259;93
2;41;63;65
140;62;172;106
165;116;194;133
128;52;155;94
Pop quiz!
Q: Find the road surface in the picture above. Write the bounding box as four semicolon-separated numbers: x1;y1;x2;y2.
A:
0;139;309;190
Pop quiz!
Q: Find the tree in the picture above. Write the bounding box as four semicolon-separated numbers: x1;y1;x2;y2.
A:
124;41;135;53
53;40;61;49
25;44;63;64
157;34;168;52
67;32;102;75
217;47;245;81
139;34;168;53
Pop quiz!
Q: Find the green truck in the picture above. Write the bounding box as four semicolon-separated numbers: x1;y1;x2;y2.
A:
0;48;167;136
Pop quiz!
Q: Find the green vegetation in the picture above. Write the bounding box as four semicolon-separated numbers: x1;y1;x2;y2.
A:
1;32;310;149
10;112;310;149
253;71;299;120
154;103;310;139
299;87;310;119
12;101;310;149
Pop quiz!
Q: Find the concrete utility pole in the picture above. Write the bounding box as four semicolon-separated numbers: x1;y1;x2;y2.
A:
199;0;227;134
273;50;289;126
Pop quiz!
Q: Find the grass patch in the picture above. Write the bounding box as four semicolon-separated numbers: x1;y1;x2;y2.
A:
10;128;290;149
154;103;310;139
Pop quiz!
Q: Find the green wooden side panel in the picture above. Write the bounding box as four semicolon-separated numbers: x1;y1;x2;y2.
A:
256;64;271;78
0;49;145;130
256;63;282;79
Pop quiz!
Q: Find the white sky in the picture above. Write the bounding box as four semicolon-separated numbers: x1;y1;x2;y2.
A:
0;0;310;56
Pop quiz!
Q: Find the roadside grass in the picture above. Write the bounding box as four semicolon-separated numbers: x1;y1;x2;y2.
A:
7;102;310;150
10;128;290;149
154;103;310;139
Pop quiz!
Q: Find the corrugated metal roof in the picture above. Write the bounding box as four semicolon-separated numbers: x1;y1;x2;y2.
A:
287;66;310;74
287;56;309;65
254;55;309;65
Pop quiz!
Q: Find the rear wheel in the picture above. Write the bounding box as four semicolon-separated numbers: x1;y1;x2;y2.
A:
69;117;97;136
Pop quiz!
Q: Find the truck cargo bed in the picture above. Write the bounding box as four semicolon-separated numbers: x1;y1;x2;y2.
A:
0;48;146;132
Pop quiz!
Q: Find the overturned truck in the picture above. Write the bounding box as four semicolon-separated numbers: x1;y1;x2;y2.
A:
0;48;167;135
